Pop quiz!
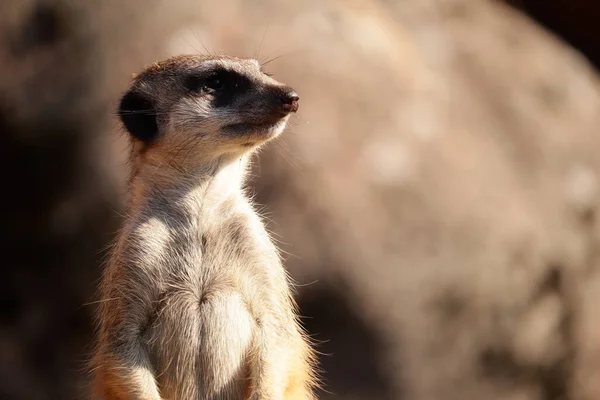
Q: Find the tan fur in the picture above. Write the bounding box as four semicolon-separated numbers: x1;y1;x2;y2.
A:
90;55;317;399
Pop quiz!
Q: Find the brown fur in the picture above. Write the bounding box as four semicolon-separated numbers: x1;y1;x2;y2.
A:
90;55;317;399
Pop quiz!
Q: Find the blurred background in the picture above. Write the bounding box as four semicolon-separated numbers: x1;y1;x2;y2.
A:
1;0;600;399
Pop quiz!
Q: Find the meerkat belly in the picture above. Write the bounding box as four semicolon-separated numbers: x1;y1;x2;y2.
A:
143;267;256;399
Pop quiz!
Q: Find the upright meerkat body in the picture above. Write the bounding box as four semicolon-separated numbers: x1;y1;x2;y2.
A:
91;55;316;400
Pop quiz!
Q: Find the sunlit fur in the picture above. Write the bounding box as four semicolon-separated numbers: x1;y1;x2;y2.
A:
90;55;317;400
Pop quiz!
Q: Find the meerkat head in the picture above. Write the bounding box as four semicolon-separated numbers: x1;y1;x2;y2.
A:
118;55;299;165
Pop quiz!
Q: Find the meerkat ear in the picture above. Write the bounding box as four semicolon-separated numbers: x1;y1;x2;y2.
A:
118;90;158;142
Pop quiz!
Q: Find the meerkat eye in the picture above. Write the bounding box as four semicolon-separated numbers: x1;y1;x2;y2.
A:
183;72;223;93
184;71;230;94
204;74;224;91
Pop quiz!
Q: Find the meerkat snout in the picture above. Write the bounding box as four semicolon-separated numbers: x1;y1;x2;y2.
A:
281;90;300;113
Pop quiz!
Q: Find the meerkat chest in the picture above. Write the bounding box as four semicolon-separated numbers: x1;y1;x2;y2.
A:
132;206;283;298
198;209;284;288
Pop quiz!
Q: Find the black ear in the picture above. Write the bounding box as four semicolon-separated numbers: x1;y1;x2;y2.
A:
118;90;158;142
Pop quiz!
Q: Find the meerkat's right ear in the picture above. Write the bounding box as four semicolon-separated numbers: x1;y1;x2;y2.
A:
118;90;158;142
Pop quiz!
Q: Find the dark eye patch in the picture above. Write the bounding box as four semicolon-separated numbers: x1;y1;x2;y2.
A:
184;69;249;93
183;74;204;92
183;67;252;108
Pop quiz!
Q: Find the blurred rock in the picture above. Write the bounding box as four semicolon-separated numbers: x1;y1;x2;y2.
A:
2;0;600;400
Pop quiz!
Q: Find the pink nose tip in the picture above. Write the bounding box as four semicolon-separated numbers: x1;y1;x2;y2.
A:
282;91;299;113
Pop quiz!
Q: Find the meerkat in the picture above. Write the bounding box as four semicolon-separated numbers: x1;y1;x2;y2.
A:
90;54;317;400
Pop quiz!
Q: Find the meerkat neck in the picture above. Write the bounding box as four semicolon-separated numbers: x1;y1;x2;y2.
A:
128;153;250;220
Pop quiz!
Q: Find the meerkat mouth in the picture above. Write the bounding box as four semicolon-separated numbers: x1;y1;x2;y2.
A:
224;117;288;136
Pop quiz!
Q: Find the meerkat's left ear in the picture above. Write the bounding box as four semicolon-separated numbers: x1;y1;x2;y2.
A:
118;89;158;142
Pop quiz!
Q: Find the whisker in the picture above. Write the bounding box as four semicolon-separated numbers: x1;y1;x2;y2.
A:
261;54;286;67
262;47;307;67
293;279;320;288
118;111;159;116
190;27;212;56
182;36;202;54
260;44;293;65
254;24;271;60
81;297;119;307
273;138;302;171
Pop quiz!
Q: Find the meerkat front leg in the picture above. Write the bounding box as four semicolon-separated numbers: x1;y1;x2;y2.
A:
93;339;162;400
92;269;163;400
248;320;316;400
247;329;282;400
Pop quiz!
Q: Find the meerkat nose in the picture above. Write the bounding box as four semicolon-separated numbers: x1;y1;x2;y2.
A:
281;90;300;113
